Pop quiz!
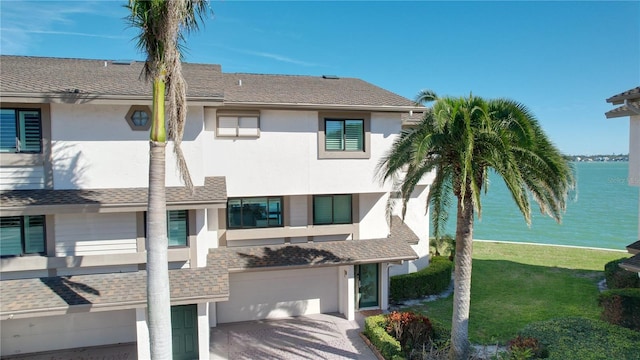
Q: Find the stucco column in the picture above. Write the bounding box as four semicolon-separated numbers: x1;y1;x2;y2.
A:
338;265;355;321
381;263;390;311
135;308;150;360
209;302;217;327
198;303;210;360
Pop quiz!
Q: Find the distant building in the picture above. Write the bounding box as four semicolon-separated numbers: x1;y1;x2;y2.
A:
605;86;640;274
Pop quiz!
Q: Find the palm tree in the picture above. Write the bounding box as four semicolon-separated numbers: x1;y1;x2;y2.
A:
126;1;210;358
377;90;574;360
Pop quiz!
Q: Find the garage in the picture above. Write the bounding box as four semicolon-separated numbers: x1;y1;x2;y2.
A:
216;266;339;323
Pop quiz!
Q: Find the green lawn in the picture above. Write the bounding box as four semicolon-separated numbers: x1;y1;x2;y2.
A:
404;241;629;345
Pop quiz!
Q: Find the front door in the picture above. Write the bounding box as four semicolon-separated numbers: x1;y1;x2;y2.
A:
356;263;379;308
171;304;199;360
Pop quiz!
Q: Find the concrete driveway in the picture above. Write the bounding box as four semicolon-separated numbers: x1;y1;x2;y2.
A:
210;313;378;360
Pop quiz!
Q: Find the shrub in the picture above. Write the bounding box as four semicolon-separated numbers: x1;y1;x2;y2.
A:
390;256;453;302
430;234;455;259
518;317;640;360
364;314;405;360
604;258;640;289
507;335;548;359
598;288;640;331
386;311;434;353
364;312;450;360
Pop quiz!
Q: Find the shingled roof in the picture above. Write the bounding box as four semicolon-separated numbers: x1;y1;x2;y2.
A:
0;213;419;319
620;253;640;273
211;219;419;272
0;259;229;320
0;176;226;215
222;73;418;110
1;55;421;111
0;55;224;102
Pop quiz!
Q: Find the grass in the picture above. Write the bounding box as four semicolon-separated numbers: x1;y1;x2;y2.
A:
404;241;629;345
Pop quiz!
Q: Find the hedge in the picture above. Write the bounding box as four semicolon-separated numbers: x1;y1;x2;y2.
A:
363;313;450;360
598;288;640;331
389;256;453;302
518;317;640;360
363;314;405;360
604;258;640;289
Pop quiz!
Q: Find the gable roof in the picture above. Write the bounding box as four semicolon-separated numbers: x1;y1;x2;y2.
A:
0;55;224;103
1;55;421;112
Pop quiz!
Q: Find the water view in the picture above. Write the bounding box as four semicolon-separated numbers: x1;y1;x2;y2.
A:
434;162;639;250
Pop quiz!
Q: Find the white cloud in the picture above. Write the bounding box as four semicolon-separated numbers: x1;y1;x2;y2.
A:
212;44;320;67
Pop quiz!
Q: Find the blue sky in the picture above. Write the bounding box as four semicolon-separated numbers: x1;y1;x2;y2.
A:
1;1;638;155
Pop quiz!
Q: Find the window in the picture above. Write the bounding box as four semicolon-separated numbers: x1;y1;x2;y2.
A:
0;215;46;256
313;195;352;225
1;109;42;153
325;119;364;151
228;197;283;229
216;110;260;137
125;105;152;131
318;112;371;159
145;210;188;247
167;210;188;247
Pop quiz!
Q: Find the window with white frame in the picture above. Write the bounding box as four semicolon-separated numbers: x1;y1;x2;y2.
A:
0;109;42;153
0;215;46;256
216;110;260;137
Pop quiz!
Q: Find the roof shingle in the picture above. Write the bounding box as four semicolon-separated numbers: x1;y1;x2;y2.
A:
1;56;420;110
0;55;224;100
0;176;226;215
222;73;417;108
0;260;229;319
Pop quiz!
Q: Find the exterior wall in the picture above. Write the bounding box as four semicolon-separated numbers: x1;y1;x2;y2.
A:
204;109;400;197
55;212;137;256
0;166;46;190
216;267;339;323
50;103;204;189
1;310;136;356
358;192;391;239
389;184;431;276
629;115;640;186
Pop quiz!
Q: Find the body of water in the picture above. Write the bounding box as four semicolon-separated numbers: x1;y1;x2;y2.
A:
433;162;639;250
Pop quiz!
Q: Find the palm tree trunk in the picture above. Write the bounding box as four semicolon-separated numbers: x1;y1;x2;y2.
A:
147;75;172;359
450;194;474;360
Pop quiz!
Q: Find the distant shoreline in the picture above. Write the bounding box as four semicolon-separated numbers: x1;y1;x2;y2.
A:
473;239;628;253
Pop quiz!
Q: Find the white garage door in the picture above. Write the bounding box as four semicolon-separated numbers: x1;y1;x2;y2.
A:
1;310;136;356
217;267;339;324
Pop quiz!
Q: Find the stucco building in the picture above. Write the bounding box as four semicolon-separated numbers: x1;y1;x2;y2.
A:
0;56;431;359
